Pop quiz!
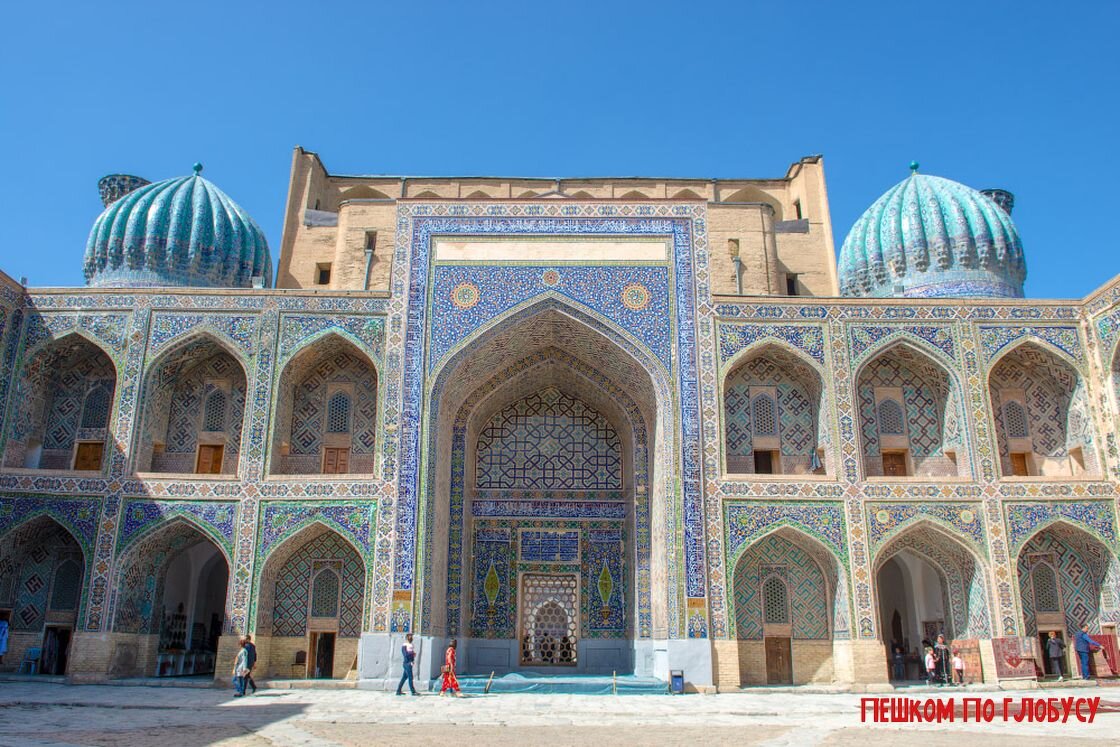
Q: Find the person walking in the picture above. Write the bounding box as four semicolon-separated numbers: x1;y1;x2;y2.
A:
232;638;251;697
1046;630;1067;681
440;638;462;697
397;633;418;695
1073;623;1102;680
951;650;965;685
243;634;258;695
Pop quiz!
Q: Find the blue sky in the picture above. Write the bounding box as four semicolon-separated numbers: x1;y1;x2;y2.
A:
2;1;1117;297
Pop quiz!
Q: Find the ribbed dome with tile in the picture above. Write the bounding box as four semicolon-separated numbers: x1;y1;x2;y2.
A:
838;163;1026;298
83;164;272;288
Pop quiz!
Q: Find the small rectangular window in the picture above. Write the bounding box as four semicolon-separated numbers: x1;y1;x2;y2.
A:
785;274;800;296
74;442;104;471
323;447;350;474
1010;452;1030;476
754;450;776;474
365;231;377;253
315;263;332;286
196;444;224;474
794;199;803;220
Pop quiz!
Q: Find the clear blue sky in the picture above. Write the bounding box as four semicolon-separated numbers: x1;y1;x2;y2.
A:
2;1;1117;298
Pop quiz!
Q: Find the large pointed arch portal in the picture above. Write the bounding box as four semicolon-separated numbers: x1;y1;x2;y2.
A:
372;210;712;685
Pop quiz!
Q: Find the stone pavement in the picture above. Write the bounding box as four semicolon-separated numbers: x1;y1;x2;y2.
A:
0;681;1117;746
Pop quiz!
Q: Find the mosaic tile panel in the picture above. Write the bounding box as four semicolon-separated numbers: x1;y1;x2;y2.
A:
278;314;385;366
271;530;364;637
979;326;1083;365
430;264;672;371
117;500;238;555
1004;502;1117;554
259;501;378;556
148;313;258;359
731;532;829;639
867;503;986;553
850;325;956;364
717;323;825;366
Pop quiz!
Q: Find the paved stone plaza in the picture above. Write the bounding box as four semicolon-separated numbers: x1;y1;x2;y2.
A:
0;682;1117;747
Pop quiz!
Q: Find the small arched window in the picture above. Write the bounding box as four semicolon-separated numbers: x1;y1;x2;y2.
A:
326;392;351;434
1003;400;1030;440
310;568;341;618
50;559;81;611
80;384;111;429
203;389;227;432
1032;564;1060;613
751;394;778;437
877;399;905;436
762;576;790;624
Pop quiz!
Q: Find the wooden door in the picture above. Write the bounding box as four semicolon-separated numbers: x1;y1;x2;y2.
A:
74;442;103;471
322;447;349;474
882;452;908;477
765;636;793;684
1010;453;1030;476
196;445;224;474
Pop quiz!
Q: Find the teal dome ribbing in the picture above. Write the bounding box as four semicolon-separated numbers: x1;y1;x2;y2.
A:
838;170;1026;298
83;167;272;288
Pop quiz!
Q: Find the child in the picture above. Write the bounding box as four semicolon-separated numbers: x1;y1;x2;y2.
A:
925;647;936;685
952;650;965;685
232;638;250;697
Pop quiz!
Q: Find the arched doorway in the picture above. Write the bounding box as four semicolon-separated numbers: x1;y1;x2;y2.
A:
269;334;379;476
855;342;968;478
3;333;117;471
110;521;229;678
255;524;367;679
989;342;1098;478
134;335;248;475
873;524;992;682
729;527;848;685
420;302;671;676
1016;522;1120;678
0;516;86;675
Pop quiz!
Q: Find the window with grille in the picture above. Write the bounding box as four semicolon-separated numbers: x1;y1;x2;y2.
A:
762;576;790;624
877;399;905;435
80;384;111;429
751;393;778;436
326;392;351;434
49;559;81;611
1032;564;1061;613
310;568;341;618
203;390;227;432
1003;400;1030;440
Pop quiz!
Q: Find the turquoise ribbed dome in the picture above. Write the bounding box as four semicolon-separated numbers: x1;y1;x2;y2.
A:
838;168;1026;298
83;166;272;288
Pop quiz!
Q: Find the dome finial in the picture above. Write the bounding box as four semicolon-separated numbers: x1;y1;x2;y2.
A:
909;160;920;174
192;162;203;176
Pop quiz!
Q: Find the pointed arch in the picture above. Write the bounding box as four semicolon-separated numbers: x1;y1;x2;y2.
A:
855;339;969;479
1015;519;1120;636
988;339;1096;478
108;516;230;638
135;332;249;475
418;295;672;646
253;521;368;644
0;515;88;626
873;520;993;640
465;190;492;199
3;331;118;470
413;190;441;199
517;190;540;198
618;190;649;200
569;190;594;199
269;332;380;476
722;340;829;476
671;188;704;200
721;186;783;219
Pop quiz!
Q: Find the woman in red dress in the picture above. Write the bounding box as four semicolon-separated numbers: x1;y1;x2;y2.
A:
440;638;462;696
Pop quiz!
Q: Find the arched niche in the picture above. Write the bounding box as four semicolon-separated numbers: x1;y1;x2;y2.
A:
4;333;117;472
989;341;1098;478
134;334;248;475
855;342;969;479
269;334;378;476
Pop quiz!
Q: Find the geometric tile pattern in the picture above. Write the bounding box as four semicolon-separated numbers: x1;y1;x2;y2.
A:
1017;526;1111;636
724;351;821;468
271;530;364;637
731;531;829;639
856;346;956;459
476;387;622;490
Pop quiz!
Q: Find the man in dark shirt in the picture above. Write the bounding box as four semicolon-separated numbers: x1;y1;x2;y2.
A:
397;633;418;695
243;634;258;694
1045;630;1066;680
